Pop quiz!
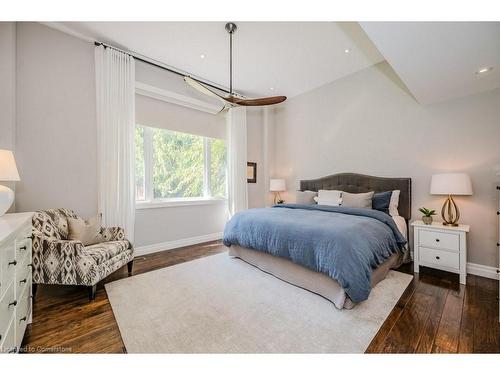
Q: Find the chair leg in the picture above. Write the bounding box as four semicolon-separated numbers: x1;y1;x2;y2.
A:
88;285;97;301
127;260;134;276
32;283;38;301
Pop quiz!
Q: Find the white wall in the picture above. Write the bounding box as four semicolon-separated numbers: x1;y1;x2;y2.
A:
246;107;279;208
134;203;227;247
0;22;16;151
0;22;17;211
15;22;98;218
247;108;265;208
274;62;500;268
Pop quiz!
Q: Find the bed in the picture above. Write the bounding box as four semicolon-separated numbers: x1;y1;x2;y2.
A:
223;173;412;309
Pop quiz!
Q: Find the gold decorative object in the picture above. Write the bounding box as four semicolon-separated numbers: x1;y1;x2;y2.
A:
441;194;460;226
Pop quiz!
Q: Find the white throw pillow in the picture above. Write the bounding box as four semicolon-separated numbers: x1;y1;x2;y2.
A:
67;214;104;246
314;190;342;206
389;190;400;217
296;190;318;205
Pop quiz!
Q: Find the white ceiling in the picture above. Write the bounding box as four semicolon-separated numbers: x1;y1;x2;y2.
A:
49;22;384;98
361;22;500;104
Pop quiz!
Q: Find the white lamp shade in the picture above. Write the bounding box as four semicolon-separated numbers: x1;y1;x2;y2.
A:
0;150;20;181
430;173;472;196
269;179;286;192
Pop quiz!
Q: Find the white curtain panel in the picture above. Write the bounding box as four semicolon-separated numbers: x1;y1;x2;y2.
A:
226;107;248;217
95;45;136;243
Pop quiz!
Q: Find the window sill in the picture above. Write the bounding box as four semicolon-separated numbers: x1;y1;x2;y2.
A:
135;198;228;210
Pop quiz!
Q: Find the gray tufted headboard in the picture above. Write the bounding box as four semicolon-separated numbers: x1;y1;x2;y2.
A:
299;173;412;220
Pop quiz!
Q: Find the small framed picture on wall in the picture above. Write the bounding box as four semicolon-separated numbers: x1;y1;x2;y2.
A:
247;162;257;183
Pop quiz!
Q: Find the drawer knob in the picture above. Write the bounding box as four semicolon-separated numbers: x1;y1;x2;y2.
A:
435;239;440;242
19;316;27;323
19;246;27;250
20;278;27;284
8;300;17;307
8;260;17;266
435;256;440;260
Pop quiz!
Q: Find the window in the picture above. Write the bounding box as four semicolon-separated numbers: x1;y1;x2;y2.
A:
135;125;227;205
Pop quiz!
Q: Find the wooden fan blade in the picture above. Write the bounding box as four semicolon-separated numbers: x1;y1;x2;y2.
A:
184;76;228;103
185;76;286;107
224;95;287;106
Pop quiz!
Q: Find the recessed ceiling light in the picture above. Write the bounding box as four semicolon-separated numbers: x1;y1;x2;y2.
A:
476;67;492;74
270;87;274;91
200;54;205;59
344;48;351;54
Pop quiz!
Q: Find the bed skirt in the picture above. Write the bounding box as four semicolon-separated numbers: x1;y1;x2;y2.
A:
228;245;403;309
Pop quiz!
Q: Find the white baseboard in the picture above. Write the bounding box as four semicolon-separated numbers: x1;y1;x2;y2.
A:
467;262;500;280
134;232;223;257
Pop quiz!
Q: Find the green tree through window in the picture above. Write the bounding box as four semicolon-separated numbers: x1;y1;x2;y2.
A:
135;125;227;201
210;138;227;198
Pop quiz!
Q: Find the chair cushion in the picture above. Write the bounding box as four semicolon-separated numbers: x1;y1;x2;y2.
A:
68;214;104;246
83;240;131;264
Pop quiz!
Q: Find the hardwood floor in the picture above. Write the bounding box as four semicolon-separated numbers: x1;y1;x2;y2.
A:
22;242;499;354
366;264;500;353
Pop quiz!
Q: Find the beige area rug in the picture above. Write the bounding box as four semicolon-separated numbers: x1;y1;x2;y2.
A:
105;253;412;353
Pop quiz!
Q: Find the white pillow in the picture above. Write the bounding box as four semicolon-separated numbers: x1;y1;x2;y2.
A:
296;190;318;205
314;190;342;206
389;190;400;217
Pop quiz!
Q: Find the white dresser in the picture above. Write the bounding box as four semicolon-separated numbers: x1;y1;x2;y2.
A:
0;212;33;354
412;220;469;285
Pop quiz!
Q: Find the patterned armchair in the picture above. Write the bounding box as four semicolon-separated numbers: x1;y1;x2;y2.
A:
32;208;134;300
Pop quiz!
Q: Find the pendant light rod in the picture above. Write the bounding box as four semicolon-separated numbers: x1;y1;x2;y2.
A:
230;31;233;94
225;22;237;96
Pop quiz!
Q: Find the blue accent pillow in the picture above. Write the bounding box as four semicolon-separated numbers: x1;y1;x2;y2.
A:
372;191;392;215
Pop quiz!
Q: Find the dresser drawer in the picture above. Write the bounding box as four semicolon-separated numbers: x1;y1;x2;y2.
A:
0;242;16;295
15;237;31;260
15;255;31;300
0;316;16;354
0;281;15;343
419;246;460;270
15;279;31;347
419;229;460;252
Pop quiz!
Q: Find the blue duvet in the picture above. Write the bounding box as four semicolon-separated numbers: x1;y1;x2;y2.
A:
223;204;406;303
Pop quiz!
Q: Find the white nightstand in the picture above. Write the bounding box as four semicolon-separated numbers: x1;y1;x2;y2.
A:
411;220;470;284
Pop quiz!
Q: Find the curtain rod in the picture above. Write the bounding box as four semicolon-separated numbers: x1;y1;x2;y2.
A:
94;41;231;95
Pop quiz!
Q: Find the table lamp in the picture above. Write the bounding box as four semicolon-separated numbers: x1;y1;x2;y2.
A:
270;179;286;204
430;173;472;226
0;150;21;216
